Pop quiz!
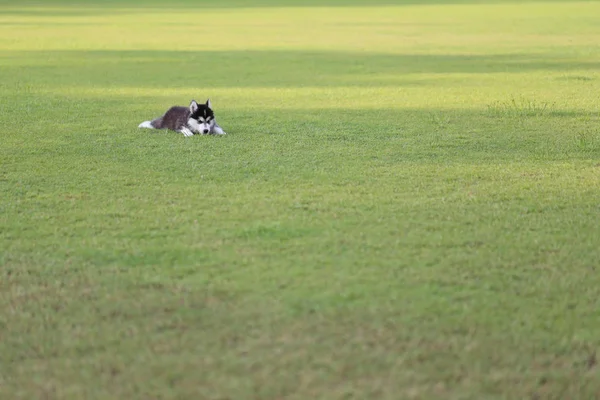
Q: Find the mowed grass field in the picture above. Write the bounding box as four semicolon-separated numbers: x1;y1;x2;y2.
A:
2;0;600;398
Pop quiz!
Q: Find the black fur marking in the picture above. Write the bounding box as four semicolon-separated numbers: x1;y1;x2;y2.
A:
191;104;214;122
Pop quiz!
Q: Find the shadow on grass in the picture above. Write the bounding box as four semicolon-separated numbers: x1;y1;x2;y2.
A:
3;50;599;89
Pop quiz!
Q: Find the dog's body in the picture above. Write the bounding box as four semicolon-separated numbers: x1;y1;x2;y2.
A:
138;99;226;137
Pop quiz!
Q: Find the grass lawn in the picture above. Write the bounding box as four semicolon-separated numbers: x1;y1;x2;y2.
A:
1;0;600;398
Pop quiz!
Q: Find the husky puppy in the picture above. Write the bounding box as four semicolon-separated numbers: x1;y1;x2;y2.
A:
138;99;226;137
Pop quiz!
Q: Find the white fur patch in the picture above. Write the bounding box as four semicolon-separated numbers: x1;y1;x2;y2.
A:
138;121;154;129
212;125;226;135
179;127;194;137
187;119;201;133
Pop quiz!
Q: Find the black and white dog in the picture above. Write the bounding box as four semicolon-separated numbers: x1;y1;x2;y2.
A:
138;99;226;137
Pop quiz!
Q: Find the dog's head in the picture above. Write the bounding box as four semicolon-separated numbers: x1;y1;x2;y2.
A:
188;99;215;134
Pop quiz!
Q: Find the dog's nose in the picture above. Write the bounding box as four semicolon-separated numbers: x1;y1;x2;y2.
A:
203;129;209;134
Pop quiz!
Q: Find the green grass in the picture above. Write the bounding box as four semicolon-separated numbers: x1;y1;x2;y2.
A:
2;0;600;398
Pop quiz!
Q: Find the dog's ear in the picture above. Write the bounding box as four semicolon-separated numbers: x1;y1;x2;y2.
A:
206;98;212;109
189;100;199;113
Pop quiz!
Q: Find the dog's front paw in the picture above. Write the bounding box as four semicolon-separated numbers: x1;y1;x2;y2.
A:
180;128;194;137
